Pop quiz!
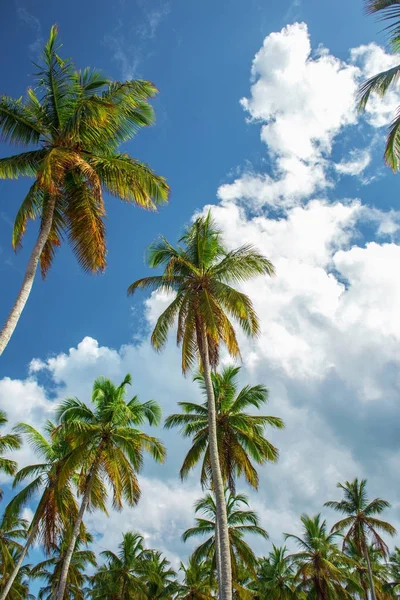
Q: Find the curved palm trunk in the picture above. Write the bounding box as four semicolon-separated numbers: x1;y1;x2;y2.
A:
199;327;232;600
55;467;97;600
0;521;39;600
364;546;377;600
0;194;56;356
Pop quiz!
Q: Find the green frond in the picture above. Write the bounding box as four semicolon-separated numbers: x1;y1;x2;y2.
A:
12;182;44;250
0;95;44;145
384;107;400;170
358;63;400;111
0;149;46;180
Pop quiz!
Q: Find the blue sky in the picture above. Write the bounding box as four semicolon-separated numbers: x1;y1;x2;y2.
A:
2;0;400;569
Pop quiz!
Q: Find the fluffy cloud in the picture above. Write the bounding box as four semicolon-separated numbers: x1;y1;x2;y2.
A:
218;23;400;209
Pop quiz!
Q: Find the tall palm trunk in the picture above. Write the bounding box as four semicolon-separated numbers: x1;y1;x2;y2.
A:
215;515;223;600
199;326;232;600
364;546;377;600
0;521;39;600
55;464;98;600
0;194;56;356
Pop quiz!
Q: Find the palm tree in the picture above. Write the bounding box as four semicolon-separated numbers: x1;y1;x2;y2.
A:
0;513;28;577
325;478;396;600
139;551;178;600
0;25;169;355
30;529;96;600
359;0;400;169
177;556;215;600
0;547;31;600
0;411;22;498
54;374;166;600
345;541;392;600
183;491;268;579
165;365;283;493
128;211;274;600
251;546;298;600
386;547;400;596
0;422;79;600
91;531;150;600
285;514;357;600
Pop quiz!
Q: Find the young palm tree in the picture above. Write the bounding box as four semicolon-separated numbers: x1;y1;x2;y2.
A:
139;551;178;600
165;365;283;493
0;513;28;577
54;374;166;600
183;491;268;579
0;422;79;600
285;514;358;600
251;546;298;600
358;0;400;169
91;531;150;600
30;529;96;600
325;478;396;600
0;25;169;355
177;556;215;600
0;411;22;498
128;212;274;600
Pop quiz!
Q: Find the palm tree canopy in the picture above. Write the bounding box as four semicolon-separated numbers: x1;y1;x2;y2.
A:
182;490;268;576
177;556;215;600
55;374;166;511
359;0;400;170
5;421;79;551
0;25;169;276
251;546;298;600
165;365;283;492
325;478;396;557
128;211;275;372
0;411;22;498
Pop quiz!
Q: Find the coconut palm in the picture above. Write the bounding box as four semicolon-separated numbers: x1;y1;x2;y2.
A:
177;556;215;600
139;551;178;600
165;365;283;493
0;547;31;600
183;491;268;579
345;541;392;600
251;546;298;600
325;478;396;600
90;531;150;600
0;422;79;600
30;529;96;600
285;514;358;600
358;0;400;169
386;547;400;596
0;411;22;499
128;211;274;600
0;25;169;355
0;513;28;577
54;374;166;600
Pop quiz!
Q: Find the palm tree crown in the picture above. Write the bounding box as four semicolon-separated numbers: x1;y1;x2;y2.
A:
165;365;283;492
0;411;21;499
128;211;275;372
183;491;268;576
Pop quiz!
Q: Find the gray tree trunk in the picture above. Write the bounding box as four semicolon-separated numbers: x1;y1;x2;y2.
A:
55;469;96;600
364;546;377;600
0;521;38;600
0;194;56;356
200;327;232;600
215;513;223;600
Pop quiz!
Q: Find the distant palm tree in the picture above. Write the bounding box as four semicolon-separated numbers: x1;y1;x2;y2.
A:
0;422;78;600
345;541;392;600
386;546;400;596
139;551;178;600
54;374;166;600
359;0;400;169
183;491;268;578
0;25;169;355
251;546;298;600
177;556;215;600
285;514;357;600
0;411;21;498
325;478;396;600
0;513;28;577
128;212;274;600
0;546;31;600
91;531;150;600
30;529;96;600
165;365;283;493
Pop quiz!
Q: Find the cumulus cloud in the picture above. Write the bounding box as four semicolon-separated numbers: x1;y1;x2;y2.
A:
218;23;400;209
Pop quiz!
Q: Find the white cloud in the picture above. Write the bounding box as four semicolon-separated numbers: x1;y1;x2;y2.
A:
335;148;372;176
